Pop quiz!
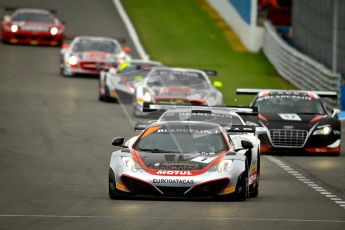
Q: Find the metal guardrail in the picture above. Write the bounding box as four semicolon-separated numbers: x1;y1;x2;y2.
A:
262;21;341;108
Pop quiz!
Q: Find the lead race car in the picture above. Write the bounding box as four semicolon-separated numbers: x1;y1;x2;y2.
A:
132;67;223;116
236;88;341;155
60;36;131;76
1;7;64;46
137;103;261;197
109;121;256;200
99;59;162;102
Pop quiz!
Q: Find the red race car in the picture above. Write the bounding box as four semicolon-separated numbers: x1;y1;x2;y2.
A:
0;8;64;46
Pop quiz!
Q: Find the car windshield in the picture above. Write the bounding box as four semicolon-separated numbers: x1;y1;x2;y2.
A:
147;69;209;89
12;12;54;23
160;111;244;126
118;65;160;81
72;39;120;53
135;124;227;154
254;95;326;114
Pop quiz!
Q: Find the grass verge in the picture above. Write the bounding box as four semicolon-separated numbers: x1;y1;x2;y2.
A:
122;0;294;104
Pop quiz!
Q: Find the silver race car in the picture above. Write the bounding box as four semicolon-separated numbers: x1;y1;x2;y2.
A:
109;121;255;200
132;67;224;116
60;36;131;76
99;59;162;102
136;103;261;197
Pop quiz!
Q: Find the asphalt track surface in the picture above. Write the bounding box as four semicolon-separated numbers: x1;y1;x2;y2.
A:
0;0;344;229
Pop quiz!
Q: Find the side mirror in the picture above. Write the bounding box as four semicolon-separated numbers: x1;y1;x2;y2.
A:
112;137;125;146
331;108;340;118
213;81;223;88
62;43;70;49
134;122;149;131
255;127;268;135
241;140;253;150
123;47;131;54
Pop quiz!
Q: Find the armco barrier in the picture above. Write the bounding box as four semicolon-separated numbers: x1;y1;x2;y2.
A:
262;21;341;108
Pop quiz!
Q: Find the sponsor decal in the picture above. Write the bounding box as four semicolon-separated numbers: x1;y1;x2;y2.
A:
156;170;192;175
152;179;194;184
279;113;301;121
224;186;236;194
258;95;312;101
191;156;216;164
157;128;217;134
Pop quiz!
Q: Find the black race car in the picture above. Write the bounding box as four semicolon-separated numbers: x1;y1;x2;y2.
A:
236;89;341;155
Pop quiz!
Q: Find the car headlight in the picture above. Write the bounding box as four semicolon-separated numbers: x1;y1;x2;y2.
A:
50;27;58;35
313;125;332;135
10;24;18;33
143;92;152;102
121;157;141;171
68;56;78;65
208;159;233;173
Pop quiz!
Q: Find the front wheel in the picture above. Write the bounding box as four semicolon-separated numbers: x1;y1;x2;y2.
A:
233;159;249;201
249;156;260;198
109;169;121;199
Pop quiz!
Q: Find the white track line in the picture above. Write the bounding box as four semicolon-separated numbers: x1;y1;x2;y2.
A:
266;156;345;210
0;215;344;223
112;0;150;61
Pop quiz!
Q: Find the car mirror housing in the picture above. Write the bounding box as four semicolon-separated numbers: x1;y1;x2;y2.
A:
331;108;340;118
134;122;149;131
241;140;253;150
112;137;125;146
123;47;131;54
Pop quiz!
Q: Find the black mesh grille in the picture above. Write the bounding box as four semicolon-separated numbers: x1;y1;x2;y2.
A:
270;129;307;147
188;178;229;196
121;176;160;195
156;186;188;196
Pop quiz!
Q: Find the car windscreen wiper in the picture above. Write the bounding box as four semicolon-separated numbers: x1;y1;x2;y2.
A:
137;148;176;153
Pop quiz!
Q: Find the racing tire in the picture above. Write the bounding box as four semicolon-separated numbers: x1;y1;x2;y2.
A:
103;86;117;103
99;81;105;101
109;168;121;199
249;155;260;198
233;160;249;201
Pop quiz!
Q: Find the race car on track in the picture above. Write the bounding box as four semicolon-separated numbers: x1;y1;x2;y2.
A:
60;36;131;76
237;88;341;155
1;7;64;46
136;103;261;196
109;121;256;200
99;59;162;102
132;67;223;116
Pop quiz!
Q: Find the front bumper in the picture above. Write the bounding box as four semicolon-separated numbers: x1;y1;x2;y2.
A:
2;30;63;46
109;167;242;198
259;131;341;154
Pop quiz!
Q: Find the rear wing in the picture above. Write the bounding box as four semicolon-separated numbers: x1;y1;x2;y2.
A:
142;103;258;124
202;70;217;77
225;126;255;134
236;88;338;98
